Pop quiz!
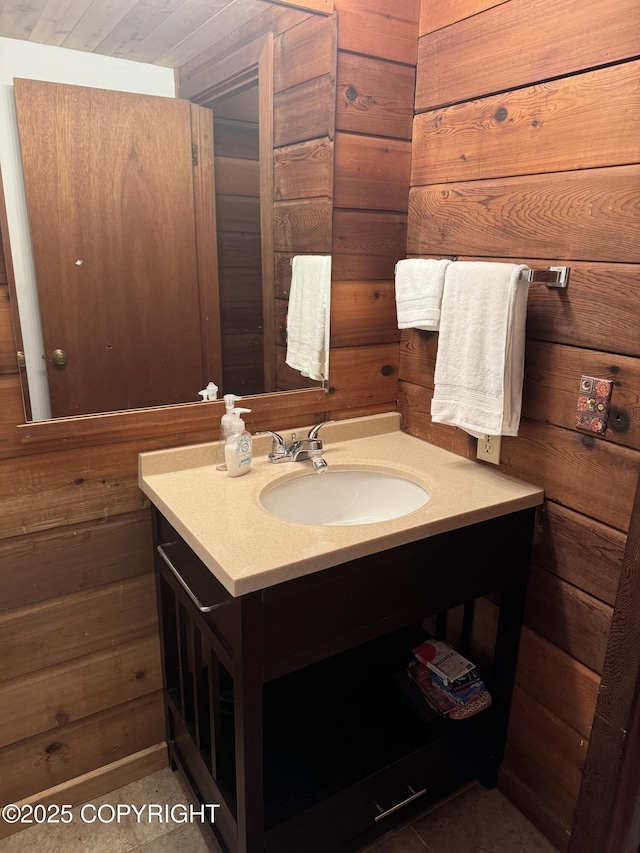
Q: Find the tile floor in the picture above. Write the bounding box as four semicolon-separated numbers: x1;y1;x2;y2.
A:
0;769;559;853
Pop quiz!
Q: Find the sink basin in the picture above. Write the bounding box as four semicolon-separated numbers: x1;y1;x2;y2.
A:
259;470;430;526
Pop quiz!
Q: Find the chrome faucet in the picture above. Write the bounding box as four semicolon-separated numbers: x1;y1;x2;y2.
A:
266;420;333;471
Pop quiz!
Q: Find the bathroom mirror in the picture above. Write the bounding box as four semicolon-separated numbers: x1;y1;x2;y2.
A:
6;7;335;423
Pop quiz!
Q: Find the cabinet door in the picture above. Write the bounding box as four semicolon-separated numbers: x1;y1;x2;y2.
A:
14;78;220;417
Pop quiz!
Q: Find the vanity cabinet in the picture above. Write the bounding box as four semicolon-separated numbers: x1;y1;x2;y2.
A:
152;504;536;853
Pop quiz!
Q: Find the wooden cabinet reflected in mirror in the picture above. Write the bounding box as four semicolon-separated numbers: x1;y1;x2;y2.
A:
10;7;336;421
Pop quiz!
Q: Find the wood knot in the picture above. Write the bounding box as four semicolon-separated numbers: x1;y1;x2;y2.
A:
134;669;146;681
609;407;630;433
494;107;508;122
345;86;358;101
73;477;85;485
55;710;69;726
44;741;66;758
381;365;395;376
581;435;596;448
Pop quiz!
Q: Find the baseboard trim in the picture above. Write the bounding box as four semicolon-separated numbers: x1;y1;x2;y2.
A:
0;742;168;839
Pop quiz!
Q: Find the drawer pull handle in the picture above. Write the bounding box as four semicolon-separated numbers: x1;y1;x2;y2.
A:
157;545;230;614
373;785;427;822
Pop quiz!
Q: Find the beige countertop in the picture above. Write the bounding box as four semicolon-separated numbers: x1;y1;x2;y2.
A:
138;413;544;596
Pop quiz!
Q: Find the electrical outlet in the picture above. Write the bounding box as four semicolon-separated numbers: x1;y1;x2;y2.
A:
477;434;502;465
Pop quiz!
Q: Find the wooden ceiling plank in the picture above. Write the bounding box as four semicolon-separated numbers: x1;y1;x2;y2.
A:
28;0;96;47
271;0;332;11
177;2;306;92
93;0;190;59
121;0;241;64
154;0;266;67
0;0;48;41
59;0;141;52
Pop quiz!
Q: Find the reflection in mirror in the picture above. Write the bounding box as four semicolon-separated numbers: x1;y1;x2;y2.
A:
14;77;220;421
212;84;265;398
5;8;336;422
286;255;331;383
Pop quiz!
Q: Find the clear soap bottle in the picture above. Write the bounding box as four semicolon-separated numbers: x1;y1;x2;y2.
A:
216;394;242;471
224;408;252;477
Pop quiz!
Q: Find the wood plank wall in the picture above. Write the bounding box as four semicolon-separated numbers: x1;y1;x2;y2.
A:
401;0;640;848
0;1;421;834
271;12;336;391
213;91;264;395
328;0;419;414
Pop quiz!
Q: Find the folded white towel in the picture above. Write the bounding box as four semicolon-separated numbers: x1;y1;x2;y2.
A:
431;262;529;437
395;258;452;330
286;255;331;382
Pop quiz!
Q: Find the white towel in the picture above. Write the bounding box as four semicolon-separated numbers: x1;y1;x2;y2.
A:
286;255;331;381
431;262;529;437
395;258;452;330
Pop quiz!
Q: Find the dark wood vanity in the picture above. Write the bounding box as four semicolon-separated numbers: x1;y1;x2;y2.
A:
152;504;536;853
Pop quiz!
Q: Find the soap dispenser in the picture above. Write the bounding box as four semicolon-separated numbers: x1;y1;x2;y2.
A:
198;381;219;401
216;394;243;471
224;408;252;477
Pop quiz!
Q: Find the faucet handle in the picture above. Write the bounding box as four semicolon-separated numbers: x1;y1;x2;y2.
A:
307;420;334;440
265;430;286;457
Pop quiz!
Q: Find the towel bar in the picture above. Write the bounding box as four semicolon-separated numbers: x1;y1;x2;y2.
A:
519;266;569;288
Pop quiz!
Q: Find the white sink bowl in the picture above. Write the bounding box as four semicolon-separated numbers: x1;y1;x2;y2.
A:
259;469;430;526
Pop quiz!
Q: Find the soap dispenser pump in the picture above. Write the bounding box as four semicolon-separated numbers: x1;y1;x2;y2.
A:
224;408;252;477
216;394;243;471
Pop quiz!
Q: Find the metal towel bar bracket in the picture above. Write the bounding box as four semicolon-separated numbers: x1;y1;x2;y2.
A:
519;266;569;288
